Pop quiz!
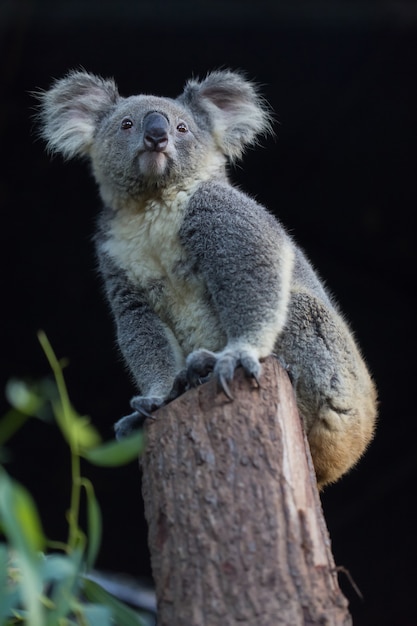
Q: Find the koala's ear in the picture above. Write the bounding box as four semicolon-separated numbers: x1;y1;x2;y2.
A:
36;70;119;159
179;70;273;161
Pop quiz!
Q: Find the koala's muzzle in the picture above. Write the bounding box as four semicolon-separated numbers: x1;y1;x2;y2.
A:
143;112;169;153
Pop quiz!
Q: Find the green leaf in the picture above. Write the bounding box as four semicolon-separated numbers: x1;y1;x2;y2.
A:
5;379;46;417
81;578;148;626
44;549;83;626
81;480;102;570
3;552;44;626
40;556;80;623
79;603;113;626
0;543;19;621
0;469;45;554
41;552;78;584
82;431;145;467
0;474;47;623
0;471;48;625
0;409;29;447
53;403;101;451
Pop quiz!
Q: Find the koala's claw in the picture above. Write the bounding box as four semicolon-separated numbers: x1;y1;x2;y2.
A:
218;373;234;400
130;395;164;416
130;405;153;420
252;372;261;388
186;347;262;400
114;395;164;440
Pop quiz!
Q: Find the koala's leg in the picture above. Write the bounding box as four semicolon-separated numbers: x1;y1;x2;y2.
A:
180;185;296;398
98;255;185;438
113;318;185;439
115;364;190;440
276;291;377;488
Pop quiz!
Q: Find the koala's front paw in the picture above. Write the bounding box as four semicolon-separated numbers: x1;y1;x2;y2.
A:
185;349;217;387
214;348;262;399
114;395;165;440
186;347;261;400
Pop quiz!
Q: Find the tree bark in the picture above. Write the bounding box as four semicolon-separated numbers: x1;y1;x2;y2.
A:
140;356;352;626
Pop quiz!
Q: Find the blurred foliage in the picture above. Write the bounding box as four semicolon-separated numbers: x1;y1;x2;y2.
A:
0;332;148;626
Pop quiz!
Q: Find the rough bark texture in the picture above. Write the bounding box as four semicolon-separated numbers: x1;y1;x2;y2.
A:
140;356;352;626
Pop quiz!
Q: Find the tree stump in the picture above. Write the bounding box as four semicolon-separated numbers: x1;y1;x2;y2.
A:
140;356;352;626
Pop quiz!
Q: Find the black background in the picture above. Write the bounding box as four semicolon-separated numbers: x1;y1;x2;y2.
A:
1;1;416;624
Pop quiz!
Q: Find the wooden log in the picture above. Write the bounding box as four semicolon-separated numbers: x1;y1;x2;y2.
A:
140;356;352;625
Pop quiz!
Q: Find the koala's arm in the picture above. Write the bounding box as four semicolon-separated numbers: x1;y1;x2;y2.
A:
180;182;295;393
97;252;184;436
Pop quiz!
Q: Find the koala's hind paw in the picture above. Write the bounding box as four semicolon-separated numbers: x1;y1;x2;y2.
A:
186;347;262;400
114;395;164;440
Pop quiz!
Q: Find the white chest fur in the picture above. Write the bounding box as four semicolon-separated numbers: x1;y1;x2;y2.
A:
101;192;226;357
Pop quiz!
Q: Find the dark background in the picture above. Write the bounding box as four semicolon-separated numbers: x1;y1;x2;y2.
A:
1;1;416;624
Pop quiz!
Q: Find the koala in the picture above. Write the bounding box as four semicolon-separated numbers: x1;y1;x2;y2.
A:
38;69;377;488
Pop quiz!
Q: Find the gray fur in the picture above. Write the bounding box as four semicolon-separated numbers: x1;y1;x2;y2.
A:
37;70;377;487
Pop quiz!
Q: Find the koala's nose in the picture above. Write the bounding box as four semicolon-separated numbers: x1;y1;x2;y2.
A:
143;112;169;152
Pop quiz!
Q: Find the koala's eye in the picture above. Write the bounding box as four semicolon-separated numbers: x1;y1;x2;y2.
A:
121;118;133;130
176;122;188;133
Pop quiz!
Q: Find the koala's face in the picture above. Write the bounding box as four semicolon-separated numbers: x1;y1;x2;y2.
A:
91;95;222;206
39;70;272;210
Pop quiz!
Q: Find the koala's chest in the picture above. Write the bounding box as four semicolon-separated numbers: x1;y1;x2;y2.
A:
102;205;224;351
105;205;193;290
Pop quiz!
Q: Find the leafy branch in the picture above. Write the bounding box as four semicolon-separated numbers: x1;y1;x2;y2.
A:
0;332;149;626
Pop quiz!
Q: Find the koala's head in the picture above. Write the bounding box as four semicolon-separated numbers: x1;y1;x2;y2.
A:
37;70;273;208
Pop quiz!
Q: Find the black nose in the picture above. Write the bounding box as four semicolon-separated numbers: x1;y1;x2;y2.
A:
143;112;169;152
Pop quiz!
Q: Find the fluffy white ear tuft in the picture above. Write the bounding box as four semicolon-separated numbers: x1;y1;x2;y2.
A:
36;70;119;159
180;70;274;161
